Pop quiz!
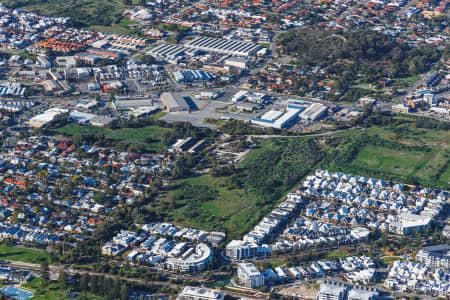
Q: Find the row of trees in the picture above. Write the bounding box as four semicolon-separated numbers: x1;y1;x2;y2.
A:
40;261;129;299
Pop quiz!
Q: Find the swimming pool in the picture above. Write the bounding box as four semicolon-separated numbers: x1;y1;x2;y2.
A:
1;286;34;300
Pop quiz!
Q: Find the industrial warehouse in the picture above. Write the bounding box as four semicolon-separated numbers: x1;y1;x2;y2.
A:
251;107;302;129
173;69;215;83
251;102;328;128
147;43;187;62
184;36;261;56
160;92;192;112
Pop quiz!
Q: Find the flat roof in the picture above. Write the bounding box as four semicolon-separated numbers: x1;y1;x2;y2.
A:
160;92;190;111
238;262;261;276
261;109;283;121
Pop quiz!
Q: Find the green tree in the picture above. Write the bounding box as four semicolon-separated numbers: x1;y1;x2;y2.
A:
140;54;154;65
414;229;421;246
113;277;120;298
59;270;67;290
80;273;89;291
120;283;129;300
40;260;50;288
90;274;98;294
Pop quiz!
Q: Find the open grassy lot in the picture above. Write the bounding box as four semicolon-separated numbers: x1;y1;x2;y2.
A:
353;145;434;176
159;174;270;239
365;123;450;145
327;251;348;260
0;245;52;264
380;256;402;265
23;278;103;300
90;19;141;35
51;123;172;153
325;122;450;188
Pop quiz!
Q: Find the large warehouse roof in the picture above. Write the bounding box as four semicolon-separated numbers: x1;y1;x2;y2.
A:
185;36;261;56
160;92;190;112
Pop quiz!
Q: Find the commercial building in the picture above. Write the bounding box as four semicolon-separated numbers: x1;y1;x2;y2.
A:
177;286;224;300
316;281;378;300
29;108;68;128
316;283;347;300
415;244;450;269
148;44;186;62
232;90;248;103
389;213;431;235
36;56;51;68
226;240;271;260
299;103;328;121
251;107;303;129
43;79;62;92
69;111;97;124
423;93;438;106
173;69;215;83
112;99;155;111
160;92;191;112
224;57;249;69
166;243;212;272
347;288;378;300
185;36;261;56
237;263;264;288
392;104;410;114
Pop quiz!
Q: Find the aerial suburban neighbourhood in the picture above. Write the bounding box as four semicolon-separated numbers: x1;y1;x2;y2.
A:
0;0;445;299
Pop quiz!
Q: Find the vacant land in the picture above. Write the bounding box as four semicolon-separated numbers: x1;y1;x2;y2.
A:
158;175;268;239
326;120;450;188
353;145;434;176
51;123;172;153
90;19;141;36
3;0;130;29
0;245;52;264
159;138;325;239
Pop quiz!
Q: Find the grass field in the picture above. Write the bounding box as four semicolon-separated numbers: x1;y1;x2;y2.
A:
159;174;270;239
380;256;402;265
327;251;348;260
0;246;52;264
365;123;450;144
90;19;141;35
23;278;103;300
51;123;172;153
326;120;450;188
353;145;434;176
